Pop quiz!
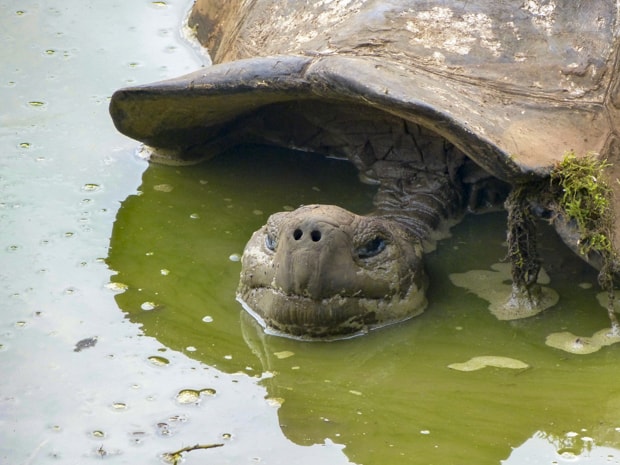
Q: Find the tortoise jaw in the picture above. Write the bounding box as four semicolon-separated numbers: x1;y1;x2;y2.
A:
235;291;376;340
236;282;428;340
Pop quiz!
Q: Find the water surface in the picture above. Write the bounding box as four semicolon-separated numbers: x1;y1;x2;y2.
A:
3;1;620;464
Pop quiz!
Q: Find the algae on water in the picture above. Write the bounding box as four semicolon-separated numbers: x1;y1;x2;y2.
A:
448;355;529;372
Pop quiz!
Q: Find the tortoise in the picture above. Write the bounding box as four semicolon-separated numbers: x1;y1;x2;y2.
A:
109;0;620;339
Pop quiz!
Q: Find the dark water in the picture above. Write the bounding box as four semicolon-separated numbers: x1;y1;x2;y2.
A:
3;1;620;464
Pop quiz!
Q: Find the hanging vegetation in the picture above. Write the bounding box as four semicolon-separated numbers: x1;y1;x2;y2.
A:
549;151;619;332
506;151;619;331
505;185;542;305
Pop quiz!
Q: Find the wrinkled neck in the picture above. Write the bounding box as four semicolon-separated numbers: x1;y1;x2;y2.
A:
372;170;465;247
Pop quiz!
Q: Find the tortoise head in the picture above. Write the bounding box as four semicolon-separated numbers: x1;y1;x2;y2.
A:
237;204;428;339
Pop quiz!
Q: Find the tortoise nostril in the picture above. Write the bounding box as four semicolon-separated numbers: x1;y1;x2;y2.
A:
293;228;303;240
311;230;322;242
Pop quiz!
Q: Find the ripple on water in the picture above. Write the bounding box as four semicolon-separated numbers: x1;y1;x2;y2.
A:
81;183;101;192
111;402;127;411
156;414;187;437
175;388;216;404
129;431;147;445
176;389;201;404
148;355;170;366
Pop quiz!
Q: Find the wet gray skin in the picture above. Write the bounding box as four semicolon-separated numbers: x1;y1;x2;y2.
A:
238;205;427;338
110;0;620;338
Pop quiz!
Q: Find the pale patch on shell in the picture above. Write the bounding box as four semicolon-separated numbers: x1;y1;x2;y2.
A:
404;7;502;56
252;0;364;48
522;0;556;35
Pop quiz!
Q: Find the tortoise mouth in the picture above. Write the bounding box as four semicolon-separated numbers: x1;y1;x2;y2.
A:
236;284;428;340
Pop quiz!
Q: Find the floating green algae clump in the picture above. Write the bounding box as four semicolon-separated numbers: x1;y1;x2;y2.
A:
449;263;558;320
545;329;620;355
448;356;529;372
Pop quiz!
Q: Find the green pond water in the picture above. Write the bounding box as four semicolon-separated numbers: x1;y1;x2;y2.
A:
3;1;620;464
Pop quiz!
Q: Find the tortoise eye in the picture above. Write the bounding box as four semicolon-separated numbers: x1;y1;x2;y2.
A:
357;237;386;259
265;233;276;252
